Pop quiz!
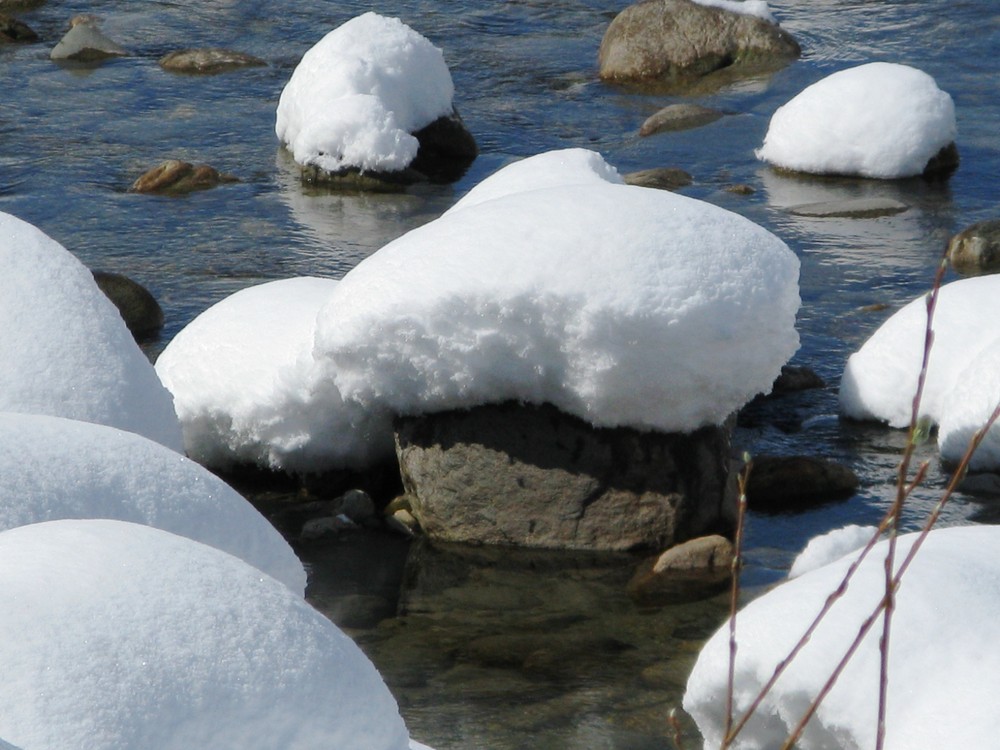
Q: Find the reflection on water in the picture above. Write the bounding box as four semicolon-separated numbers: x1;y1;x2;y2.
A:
4;0;1000;747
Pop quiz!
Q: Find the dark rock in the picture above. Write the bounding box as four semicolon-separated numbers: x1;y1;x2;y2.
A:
787;197;910;219
159;48;266;74
947;219;1000;275
627;534;734;604
623;167;692;191
639;103;724;136
299;108;478;190
50;16;128;62
0;0;45;11
724;183;755;195
130;160;238;194
746;455;859;512
333;488;377;526
92;271;164;341
0;13;37;42
394;401;737;552
922;142;960;181
770;365;825;395
598;0;800;92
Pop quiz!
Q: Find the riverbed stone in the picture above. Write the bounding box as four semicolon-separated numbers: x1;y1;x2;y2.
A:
639;103;724;136
300;108;478;190
622;166;692;191
598;0;800;91
130;160;238;194
626;534;734;604
746;454;859;512
922;142;960;180
0;13;37;42
51;16;128;62
159;48;266;74
947;219;1000;275
91;270;164;341
394;401;736;552
787;197;910;219
770;364;825;395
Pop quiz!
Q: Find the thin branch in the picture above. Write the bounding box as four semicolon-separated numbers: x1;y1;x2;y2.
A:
722;456;752;748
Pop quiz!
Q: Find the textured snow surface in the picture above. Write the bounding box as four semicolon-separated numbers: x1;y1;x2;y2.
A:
0;520;416;750
757;62;956;178
840;275;1000;468
788;524;879;579
0;412;306;593
685;525;1000;749
692;0;776;23
0;211;182;450
159;149;800;472
276;12;454;173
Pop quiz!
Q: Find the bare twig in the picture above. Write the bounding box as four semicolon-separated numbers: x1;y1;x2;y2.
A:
721;456;752;748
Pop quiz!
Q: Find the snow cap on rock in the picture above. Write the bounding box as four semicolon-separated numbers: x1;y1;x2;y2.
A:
0;211;182;451
757;62;956;179
276;12;455;173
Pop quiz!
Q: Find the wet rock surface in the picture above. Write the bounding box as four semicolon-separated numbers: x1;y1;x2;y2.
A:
947;219;1000;275
622;166;693;191
639;103;724;136
92;270;164;341
0;12;37;42
746;455;860;512
159;48;266;74
130;160;238;194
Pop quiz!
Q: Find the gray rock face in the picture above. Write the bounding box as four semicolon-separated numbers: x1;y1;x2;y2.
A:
159;48;266;74
639;103;724;136
395;401;736;552
947;219;1000;275
51;17;128;62
91;271;164;341
598;0;800;91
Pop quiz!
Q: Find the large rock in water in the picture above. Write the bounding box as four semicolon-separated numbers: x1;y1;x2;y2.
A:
395;402;736;552
598;0;800;90
947;219;1000;275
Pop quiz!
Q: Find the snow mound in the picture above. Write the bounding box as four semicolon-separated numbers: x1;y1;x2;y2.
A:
757;62;956;179
788;524;878;578
840;275;1000;429
0;412;305;593
155;276;392;473
0;520;419;750
0;211;182;450
276;12;455;173
158;150;799;472
685;525;1000;749
937;339;1000;470
314;150;800;433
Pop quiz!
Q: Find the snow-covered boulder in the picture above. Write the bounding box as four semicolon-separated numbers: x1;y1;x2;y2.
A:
314;149;801;435
0;519;428;750
937;340;1000;470
840;275;1000;428
684;525;1000;749
0;412;306;593
757;62;958;179
155;276;391;473
788;524;877;578
275;12;475;186
598;0;800;90
0;211;182;451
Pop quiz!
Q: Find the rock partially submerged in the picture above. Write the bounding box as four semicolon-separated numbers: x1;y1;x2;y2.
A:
622;166;693;191
395;401;737;552
0;13;37;42
598;0;800;92
639;103;725;136
947;219;1000;275
787;197;910;219
130;160;238;194
627;534;735;604
746;455;859;512
51;16;128;62
92;271;164;341
159;48;266;74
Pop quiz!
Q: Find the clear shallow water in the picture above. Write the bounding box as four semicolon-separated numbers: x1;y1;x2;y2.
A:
3;0;1000;747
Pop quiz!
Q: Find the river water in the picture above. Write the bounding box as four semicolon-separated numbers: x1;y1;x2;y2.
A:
3;1;999;748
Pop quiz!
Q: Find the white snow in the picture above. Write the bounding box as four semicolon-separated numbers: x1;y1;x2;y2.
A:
0;211;182;451
840;276;1000;468
788;524;878;578
276;12;455;174
684;524;1000;749
756;62;956;179
0;411;306;593
155;276;394;472
159;150;799;473
0;519;425;750
692;0;775;24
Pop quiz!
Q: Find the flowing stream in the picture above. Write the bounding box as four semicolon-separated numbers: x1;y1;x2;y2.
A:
3;1;999;747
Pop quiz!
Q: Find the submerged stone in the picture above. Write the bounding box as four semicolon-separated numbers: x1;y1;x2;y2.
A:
746;455;859;512
639;103;725;136
130;160;238;194
159;48;267;74
788;197;910;219
622;166;693;191
0;13;37;42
